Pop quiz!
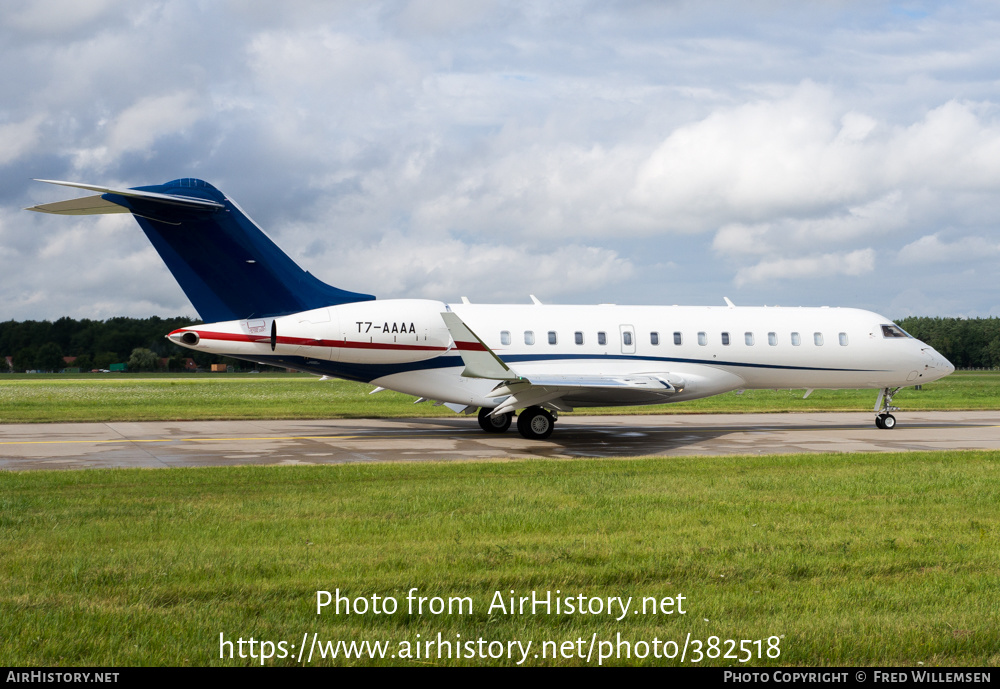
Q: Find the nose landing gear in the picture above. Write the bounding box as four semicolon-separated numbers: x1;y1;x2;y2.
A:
874;387;901;429
875;413;896;429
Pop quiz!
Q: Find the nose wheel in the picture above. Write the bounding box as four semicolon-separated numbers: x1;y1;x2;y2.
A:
875;413;896;429
873;387;901;430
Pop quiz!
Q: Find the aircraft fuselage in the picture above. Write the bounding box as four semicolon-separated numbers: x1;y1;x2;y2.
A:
168;299;954;410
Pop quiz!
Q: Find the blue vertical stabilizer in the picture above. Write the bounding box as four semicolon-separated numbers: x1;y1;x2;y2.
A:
28;178;375;321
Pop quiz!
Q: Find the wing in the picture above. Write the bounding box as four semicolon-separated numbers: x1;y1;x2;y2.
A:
440;311;682;415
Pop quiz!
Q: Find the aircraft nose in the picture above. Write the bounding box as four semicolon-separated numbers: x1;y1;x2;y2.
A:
923;348;954;378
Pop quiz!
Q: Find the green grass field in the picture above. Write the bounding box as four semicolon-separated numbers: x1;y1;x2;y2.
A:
1;451;998;666
1;370;997;423
2;372;997;666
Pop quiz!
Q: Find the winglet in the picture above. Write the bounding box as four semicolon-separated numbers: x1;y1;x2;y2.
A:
440;312;518;380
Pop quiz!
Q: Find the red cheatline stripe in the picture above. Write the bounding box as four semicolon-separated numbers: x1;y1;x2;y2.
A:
335;340;449;352
179;330;449;352
453;341;489;351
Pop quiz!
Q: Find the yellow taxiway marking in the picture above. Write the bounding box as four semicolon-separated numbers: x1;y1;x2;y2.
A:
0;436;362;446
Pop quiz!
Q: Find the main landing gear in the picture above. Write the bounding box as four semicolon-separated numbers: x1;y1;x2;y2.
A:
874;387;901;430
477;406;555;440
478;406;512;433
516;406;555;440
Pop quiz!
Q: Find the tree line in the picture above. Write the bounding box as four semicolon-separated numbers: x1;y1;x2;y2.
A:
2;314;999;373
0;316;263;372
895;317;1000;370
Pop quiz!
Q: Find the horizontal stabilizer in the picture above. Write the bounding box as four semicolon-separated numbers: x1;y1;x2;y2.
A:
25;194;130;215
26;179;225;215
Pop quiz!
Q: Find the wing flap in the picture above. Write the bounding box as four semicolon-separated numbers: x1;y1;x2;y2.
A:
488;375;680;416
492;374;677;394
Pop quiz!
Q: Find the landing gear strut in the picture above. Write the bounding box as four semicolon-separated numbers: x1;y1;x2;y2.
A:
478;407;513;433
516;406;555;440
874;387;901;430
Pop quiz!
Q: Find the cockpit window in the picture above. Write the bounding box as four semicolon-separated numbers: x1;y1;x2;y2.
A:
881;324;911;338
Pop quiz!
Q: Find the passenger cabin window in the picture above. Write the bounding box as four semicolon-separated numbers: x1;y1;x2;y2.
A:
575;331;584;345
524;331;535;345
623;331;633;346
673;332;682;345
548;331;557;345
598;331;607;346
791;332;801;346
839;332;849;346
650;332;659;345
814;332;824;346
745;332;754;346
698;332;707;346
768;332;777;346
500;331;511;346
881;324;910;338
721;332;730;346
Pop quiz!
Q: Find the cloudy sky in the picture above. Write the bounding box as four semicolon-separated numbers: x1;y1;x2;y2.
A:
3;1;1000;322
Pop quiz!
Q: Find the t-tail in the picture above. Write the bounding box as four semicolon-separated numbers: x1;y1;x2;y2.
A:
26;178;374;321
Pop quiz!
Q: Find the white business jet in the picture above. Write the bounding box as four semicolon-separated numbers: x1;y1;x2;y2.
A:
28;178;954;439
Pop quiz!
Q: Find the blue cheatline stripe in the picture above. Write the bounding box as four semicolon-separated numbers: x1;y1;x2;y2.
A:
232;352;885;384
500;353;883;372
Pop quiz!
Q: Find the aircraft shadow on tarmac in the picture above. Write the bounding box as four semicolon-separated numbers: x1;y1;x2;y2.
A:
303;416;791;459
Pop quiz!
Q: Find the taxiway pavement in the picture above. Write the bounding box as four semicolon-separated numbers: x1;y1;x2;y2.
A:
2;411;999;471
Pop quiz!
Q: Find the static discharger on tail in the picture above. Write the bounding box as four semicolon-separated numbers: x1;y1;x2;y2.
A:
27;178;954;439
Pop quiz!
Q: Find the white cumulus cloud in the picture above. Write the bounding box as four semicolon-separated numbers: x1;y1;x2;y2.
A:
734;248;876;287
897;233;1000;265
